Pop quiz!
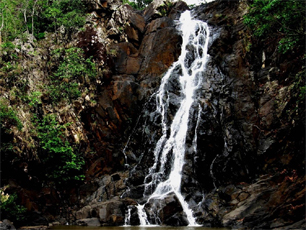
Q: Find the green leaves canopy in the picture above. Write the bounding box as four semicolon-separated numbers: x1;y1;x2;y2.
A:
0;0;87;42
244;0;305;53
35;114;85;183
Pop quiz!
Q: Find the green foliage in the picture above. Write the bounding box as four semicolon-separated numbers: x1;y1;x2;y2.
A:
0;0;26;42
0;42;26;92
157;0;174;17
0;101;23;132
34;114;85;183
0;41;15;50
47;47;97;103
53;47;96;80
37;0;87;39
27;91;42;107
0;42;18;61
123;0;153;10
244;0;305;53
0;0;87;43
0;188;27;222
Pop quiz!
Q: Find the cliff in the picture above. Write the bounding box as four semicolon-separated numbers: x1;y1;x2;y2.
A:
0;0;304;229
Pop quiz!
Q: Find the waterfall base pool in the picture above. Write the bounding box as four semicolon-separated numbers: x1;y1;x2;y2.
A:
50;226;229;230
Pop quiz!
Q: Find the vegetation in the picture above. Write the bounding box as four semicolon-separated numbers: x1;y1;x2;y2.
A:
244;0;305;100
0;101;23;132
0;42;23;88
0;0;96;188
47;47;97;103
36;0;87;40
123;0;153;10
0;188;27;222
244;0;305;54
0;0;87;43
34;114;85;184
157;0;174;17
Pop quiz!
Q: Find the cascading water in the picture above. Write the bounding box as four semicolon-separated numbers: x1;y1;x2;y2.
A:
132;10;211;226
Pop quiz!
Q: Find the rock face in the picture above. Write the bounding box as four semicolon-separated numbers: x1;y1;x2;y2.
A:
81;0;304;228
70;0;187;226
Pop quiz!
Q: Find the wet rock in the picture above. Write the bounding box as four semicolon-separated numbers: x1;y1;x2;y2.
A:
0;220;16;230
76;217;100;226
98;198;125;225
19;226;47;230
24;211;49;227
144;193;187;226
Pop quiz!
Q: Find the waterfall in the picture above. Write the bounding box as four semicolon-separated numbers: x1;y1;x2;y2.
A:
124;206;132;226
133;10;210;226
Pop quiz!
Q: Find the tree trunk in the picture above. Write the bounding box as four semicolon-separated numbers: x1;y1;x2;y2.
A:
31;0;38;36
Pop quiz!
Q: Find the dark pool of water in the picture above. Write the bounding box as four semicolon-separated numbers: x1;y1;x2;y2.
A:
50;226;229;230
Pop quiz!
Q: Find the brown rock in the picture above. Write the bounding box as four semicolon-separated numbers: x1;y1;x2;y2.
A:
110;42;139;74
76;217;100;226
138;22;181;77
237;192;250;202
129;13;146;33
168;1;189;20
143;0;165;22
125;25;139;42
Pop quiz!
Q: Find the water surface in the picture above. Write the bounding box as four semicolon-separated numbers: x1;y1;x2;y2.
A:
50;226;229;230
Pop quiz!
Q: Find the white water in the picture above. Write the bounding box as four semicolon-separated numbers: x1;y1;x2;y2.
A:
173;0;216;5
137;204;150;226
124;206;132;226
136;10;210;226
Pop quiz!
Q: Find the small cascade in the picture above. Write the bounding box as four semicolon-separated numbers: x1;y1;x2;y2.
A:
122;137;131;168
137;204;150;226
132;10;211;226
124;206;132;226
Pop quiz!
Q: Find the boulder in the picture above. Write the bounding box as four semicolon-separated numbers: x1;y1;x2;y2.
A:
143;193;188;226
0;220;16;230
76;218;100;226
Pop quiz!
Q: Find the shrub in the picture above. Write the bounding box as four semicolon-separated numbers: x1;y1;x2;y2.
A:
0;101;23;132
34;114;85;184
123;0;153;10
47;47;97;103
36;0;87;40
0;188;26;222
244;0;305;54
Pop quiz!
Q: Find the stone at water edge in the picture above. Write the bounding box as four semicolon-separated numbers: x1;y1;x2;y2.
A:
76;217;101;226
0;219;16;230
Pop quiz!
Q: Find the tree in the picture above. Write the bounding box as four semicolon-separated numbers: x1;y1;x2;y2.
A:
47;47;97;103
0;0;24;43
39;0;87;40
0;0;88;42
244;0;305;53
